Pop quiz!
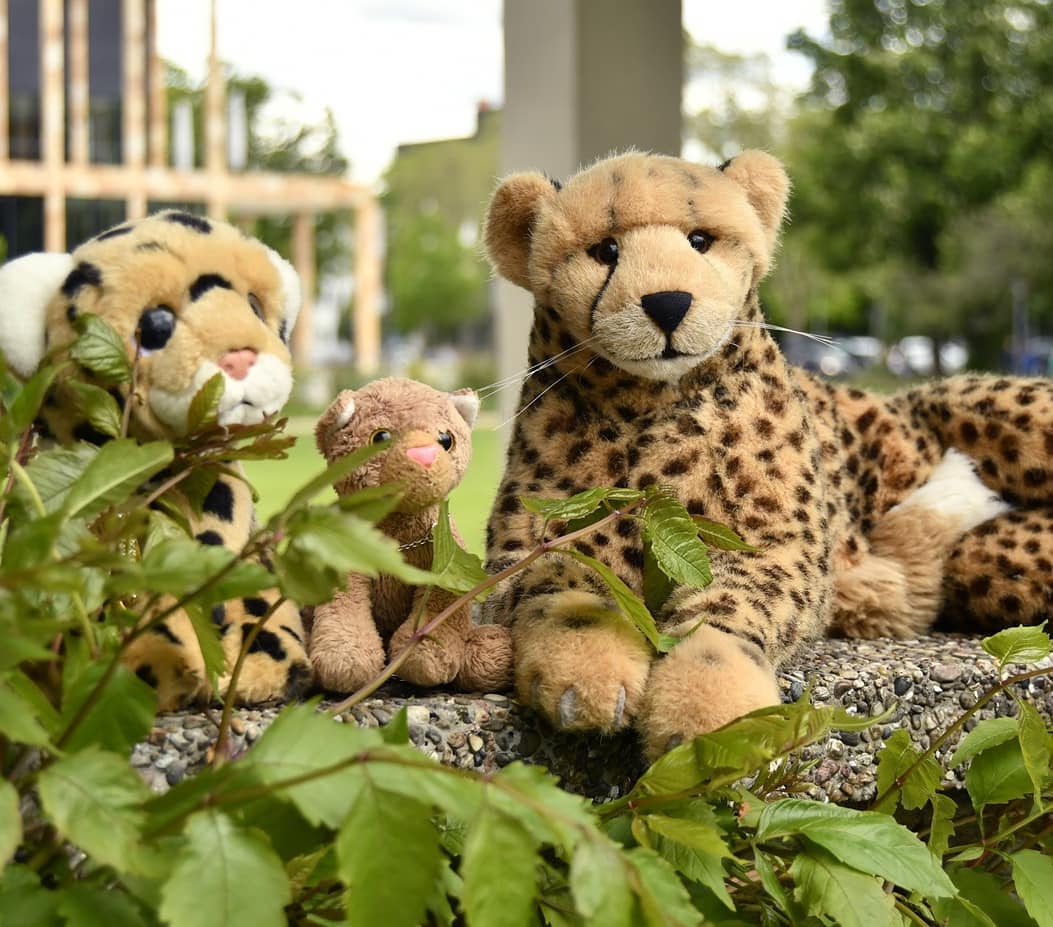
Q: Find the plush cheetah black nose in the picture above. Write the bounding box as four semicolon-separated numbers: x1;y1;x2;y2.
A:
641;290;691;334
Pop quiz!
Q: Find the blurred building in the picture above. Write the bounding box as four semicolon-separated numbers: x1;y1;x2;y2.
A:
0;0;380;368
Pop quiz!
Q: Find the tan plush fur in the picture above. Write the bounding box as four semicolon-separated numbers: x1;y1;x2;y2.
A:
311;378;513;693
0;211;310;709
482;150;1044;758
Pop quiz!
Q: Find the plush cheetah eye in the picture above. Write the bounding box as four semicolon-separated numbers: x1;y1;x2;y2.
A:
370;429;392;445
688;230;714;254
587;237;619;266
247;292;265;321
137;306;176;352
437;431;454;451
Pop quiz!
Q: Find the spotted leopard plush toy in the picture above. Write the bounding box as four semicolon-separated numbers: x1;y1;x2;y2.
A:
482;149;1047;758
311;377;513;693
0;211;311;709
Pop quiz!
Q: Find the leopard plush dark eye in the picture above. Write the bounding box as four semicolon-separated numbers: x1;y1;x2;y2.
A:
247;292;264;321
688;230;714;254
437;431;454;451
370;429;392;445
587;237;619;266
137;306;176;352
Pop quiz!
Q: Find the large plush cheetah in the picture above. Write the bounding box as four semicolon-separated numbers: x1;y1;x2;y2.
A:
0;211;311;709
482;150;1048;757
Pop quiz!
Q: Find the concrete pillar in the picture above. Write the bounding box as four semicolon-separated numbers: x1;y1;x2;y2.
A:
0;0;10;163
495;0;683;427
203;0;226;217
146;0;166;168
41;0;65;251
353;198;381;375
67;0;88;165
290;212;315;367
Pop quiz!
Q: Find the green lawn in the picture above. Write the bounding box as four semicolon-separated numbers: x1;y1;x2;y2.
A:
244;423;503;557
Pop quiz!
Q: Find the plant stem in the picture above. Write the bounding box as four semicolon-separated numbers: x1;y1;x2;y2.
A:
0;426;36;530
10;459;46;518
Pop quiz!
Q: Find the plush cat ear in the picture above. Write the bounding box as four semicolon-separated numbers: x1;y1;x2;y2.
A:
0;252;75;377
718;150;790;253
484;172;558;290
315;389;356;457
450;388;479;429
263;247;301;336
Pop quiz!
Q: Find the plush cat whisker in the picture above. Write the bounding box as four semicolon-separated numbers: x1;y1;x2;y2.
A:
494;355;598;430
477;336;601;399
733;320;838;348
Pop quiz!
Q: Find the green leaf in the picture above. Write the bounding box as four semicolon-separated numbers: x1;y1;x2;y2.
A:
159;809;291;927
66;379;122;439
57;884;148;927
965;738;1034;811
1;363;62;440
58;662;157;755
273;442;387;526
11;443;97;515
874;728;942;812
939;868;1034;927
928;793;957;861
642;543;676;614
184;602;227;684
949;716;1019;767
1016;702;1053;801
645;813;732;860
336;482;404;522
653;835;734;912
63;439;173;521
70;313;132;384
1011;849;1053;927
430;498;490;595
113;537;271;601
520;486;643;522
185;372;225;433
981;623;1051;667
0;680;53;747
0;866;62;926
272;545;344;607
561;548;662;650
461;802;540;927
37;746;150;874
692;516;759;552
336;782;442;927
752;850;797;922
790;849;899;927
2;510;65;571
628;847;703;927
756;798;955;897
0;779;21;866
570;839;634;927
642;493;713;588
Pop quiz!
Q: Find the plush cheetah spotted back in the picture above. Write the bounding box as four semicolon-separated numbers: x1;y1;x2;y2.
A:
482;150;1041;758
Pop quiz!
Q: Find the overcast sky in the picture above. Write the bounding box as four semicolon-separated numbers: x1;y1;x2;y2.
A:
156;0;829;185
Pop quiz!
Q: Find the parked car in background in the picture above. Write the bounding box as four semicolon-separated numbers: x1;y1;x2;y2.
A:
886;336;968;376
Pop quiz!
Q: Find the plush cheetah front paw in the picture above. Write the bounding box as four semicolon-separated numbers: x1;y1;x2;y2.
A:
513;590;653;731
638;625;780;760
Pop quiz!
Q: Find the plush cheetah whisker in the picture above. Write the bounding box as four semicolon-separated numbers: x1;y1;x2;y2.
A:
733;319;838;348
494;355;598;430
476;334;602;399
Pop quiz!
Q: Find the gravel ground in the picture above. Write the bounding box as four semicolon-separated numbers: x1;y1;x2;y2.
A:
132;633;1052;803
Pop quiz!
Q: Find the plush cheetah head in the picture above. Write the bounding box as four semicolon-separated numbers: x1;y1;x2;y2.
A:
315;377;478;513
0;211;300;438
485;150;789;384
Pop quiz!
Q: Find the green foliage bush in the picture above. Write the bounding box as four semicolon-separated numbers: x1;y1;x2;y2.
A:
2;319;1052;926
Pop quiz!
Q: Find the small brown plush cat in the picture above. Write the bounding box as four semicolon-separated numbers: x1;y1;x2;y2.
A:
309;378;513;693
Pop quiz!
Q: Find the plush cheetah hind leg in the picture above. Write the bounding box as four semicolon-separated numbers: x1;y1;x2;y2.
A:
833;448;1009;638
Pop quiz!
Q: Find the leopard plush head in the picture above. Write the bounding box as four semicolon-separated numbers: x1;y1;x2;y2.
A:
315;377;478;513
484;150;789;384
0;211;300;438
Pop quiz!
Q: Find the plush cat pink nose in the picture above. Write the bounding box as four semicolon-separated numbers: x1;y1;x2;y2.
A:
406;444;439;468
219;348;258;381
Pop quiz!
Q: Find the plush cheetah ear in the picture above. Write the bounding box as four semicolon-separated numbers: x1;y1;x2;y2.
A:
719;150;790;252
263;246;302;336
315;389;356;458
484;171;558;290
0;252;75;378
449;388;479;429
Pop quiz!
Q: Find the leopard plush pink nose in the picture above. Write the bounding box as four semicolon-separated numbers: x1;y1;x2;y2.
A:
406;444;440;468
218;348;258;381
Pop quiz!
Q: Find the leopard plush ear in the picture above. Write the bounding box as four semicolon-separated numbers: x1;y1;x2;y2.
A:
719;150;790;253
449;388;479;429
484;172;558;290
0;252;75;378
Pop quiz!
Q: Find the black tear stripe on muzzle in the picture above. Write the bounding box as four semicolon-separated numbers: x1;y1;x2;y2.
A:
588;263;618;330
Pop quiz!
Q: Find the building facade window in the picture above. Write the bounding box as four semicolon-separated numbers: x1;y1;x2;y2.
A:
89;0;123;164
8;0;42;161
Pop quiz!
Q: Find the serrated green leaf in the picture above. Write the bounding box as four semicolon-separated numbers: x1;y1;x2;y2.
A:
790;849;898;927
184;602;227;684
488;763;595;848
874;728;942;812
570;839;634;927
273;545;344;606
430;499;490;595
1011;849;1053;927
521;486;643;522
11;443;97;516
757;798;955;897
176;467;219;518
1016;702;1053;801
642;543;676;614
273;442;387;526
159;809;291;927
380;707;410;745
66;379;122;439
692;516;759;552
461;803;539;927
965;738;1033;810
654;834;735;913
0;779;21;866
928;793;957;860
0;866;62;926
58;662;157;755
753;850;797;922
1;510;64;571
143;509;187;554
70;313;132;384
2;363;63;440
942;868;1034;927
981;622;1051;667
643;493;713;588
336;782;441;927
949;716;1019;767
4;669;61;731
185;372;225;433
0;680;52;747
628;847;703;927
336;482;404;522
63;439;172;521
560;548;661;650
37;746;150;874
57;884;148;927
645;813;732;859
